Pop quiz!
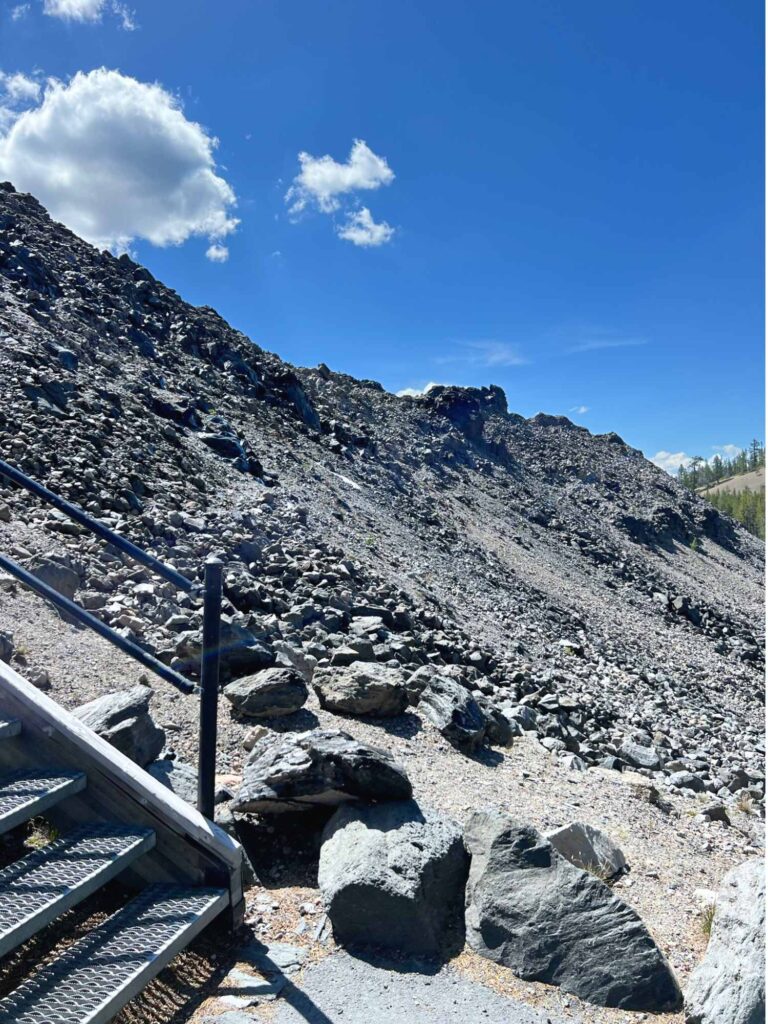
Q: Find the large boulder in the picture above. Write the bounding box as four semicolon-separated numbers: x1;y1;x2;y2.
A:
27;554;80;601
312;664;407;717
232;729;412;814
546;821;627;879
419;676;487;752
224;668;308;718
685;860;765;1024
319;800;469;956
74;686;165;767
464;810;681;1010
618;738;662;771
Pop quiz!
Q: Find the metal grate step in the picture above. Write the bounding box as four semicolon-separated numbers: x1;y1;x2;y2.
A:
0;770;86;836
0;884;228;1024
0;719;20;740
0;824;156;957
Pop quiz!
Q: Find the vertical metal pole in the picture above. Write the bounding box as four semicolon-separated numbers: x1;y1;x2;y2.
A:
198;557;223;819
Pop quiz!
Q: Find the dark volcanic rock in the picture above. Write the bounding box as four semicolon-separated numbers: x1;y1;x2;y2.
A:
232;729;412;813
223;667;308;718
312;663;408;717
419;675;487;751
464;810;681;1011
74;686;165;767
319;800;469;957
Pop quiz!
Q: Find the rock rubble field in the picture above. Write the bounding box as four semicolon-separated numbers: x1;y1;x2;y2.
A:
0;183;763;1023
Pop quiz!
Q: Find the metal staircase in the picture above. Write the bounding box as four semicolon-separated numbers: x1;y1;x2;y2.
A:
0;668;244;1024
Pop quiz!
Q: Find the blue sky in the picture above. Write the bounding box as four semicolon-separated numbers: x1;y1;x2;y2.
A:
0;0;763;472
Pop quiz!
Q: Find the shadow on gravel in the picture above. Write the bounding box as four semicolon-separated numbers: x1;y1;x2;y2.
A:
230;707;322;734
468;746;506;768
349;710;422;739
338;939;462;977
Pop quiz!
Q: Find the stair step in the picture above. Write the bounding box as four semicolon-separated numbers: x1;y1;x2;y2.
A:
0;719;20;740
0;824;156;958
0;770;86;836
0;884;228;1024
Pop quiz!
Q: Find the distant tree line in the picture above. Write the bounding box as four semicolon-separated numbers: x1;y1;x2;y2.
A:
706;488;765;540
677;440;765;491
676;440;765;541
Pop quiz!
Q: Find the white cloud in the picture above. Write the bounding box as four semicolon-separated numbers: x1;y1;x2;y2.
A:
43;0;104;21
336;206;394;248
570;404;589;415
10;4;30;19
567;337;646;354
1;72;40;103
651;443;743;475
437;341;528;368
205;243;229;263
286;139;394;215
651;451;693;474
712;444;741;460
396;382;442;398
0;68;238;256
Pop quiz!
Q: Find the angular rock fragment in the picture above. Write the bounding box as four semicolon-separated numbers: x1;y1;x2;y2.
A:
74;686;165;767
224;667;308;718
419;675;487;751
546;821;627;878
232;729;412;813
464;809;681;1010
312;663;407;717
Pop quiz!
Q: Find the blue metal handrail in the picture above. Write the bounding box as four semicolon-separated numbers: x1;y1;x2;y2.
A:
0;457;222;819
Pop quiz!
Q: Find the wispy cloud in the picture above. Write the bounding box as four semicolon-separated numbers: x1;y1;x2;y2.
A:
566;337;646;354
437;340;528;368
570;404;589;415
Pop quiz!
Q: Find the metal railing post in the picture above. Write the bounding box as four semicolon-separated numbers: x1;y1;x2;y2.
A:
197;557;223;819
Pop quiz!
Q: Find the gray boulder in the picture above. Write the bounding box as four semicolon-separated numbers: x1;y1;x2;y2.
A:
74;686;165;767
546;821;627;879
28;554;80;601
232;729;412;814
404;665;441;706
319;800;469;956
619;738;662;771
685;860;765;1024
148;759;198;804
464;809;681;1010
224;668;308;718
419;676;487;751
312;664;407;717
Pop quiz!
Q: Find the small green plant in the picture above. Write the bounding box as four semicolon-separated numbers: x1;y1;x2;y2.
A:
25;817;59;851
701;902;717;937
689;537;700;552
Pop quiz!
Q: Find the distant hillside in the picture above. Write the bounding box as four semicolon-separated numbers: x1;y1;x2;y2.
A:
700;465;765;498
679;445;765;540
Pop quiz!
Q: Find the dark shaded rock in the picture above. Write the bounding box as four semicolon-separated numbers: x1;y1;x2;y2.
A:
27;554;79;601
319;800;469;956
312;664;407;717
419;676;487;751
232;729;412;814
74;686;165;767
464;810;681;1010
224;668;308;718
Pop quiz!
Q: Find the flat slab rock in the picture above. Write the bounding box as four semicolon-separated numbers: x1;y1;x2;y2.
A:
312;663;407;717
232;729;412;813
224;667;308;718
464;809;681;1011
546;821;627;878
319;799;468;956
684;859;765;1024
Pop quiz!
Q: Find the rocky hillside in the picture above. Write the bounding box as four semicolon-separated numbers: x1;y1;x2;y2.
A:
0;180;763;798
